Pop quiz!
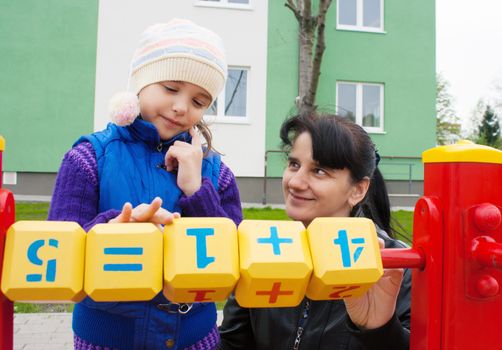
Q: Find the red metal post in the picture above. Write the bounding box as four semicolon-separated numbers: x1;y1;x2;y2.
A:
410;196;443;350
0;136;3;188
413;142;502;349
0;135;15;350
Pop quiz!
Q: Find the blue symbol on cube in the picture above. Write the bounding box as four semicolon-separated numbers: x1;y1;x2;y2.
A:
187;228;215;269
103;247;143;271
333;230;365;268
26;239;59;282
257;226;293;255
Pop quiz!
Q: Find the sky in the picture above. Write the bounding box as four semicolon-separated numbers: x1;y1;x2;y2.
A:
436;0;502;133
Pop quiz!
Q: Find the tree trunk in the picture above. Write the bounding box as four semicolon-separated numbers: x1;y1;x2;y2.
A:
298;18;315;116
286;0;332;117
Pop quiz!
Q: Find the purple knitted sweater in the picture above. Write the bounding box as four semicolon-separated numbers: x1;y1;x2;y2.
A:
48;141;243;350
48;142;243;230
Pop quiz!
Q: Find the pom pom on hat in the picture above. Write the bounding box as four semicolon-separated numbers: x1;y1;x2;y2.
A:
109;92;140;126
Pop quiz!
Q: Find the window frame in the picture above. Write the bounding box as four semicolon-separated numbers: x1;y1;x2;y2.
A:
204;66;251;125
336;0;385;33
194;0;253;11
336;81;385;133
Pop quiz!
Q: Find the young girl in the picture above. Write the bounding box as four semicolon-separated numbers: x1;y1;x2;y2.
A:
48;18;242;350
218;113;410;350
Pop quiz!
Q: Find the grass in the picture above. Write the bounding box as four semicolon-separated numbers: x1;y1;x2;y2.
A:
15;201;50;221
242;207;290;220
392;210;413;244
243;207;413;244
11;202;413;313
14;303;74;313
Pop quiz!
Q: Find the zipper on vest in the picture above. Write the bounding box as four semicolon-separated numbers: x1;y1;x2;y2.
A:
293;299;310;350
157;143;162;152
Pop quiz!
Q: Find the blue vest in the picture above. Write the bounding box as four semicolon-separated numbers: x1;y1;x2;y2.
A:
76;119;220;213
72;119;220;349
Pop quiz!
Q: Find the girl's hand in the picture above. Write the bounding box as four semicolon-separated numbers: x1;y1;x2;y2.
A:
164;127;203;196
343;238;404;329
109;197;180;229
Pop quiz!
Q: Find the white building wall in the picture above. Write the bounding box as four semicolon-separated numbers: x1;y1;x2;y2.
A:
94;0;268;177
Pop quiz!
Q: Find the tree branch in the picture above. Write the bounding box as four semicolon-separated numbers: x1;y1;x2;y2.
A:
301;0;312;21
285;0;301;21
225;70;244;114
319;0;332;13
307;0;332;107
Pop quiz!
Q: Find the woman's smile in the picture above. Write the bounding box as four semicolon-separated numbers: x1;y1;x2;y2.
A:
288;191;314;203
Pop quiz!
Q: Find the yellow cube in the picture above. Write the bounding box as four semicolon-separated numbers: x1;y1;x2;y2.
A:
1;221;85;302
163;218;239;303
306;217;383;300
235;220;312;308
85;223;162;302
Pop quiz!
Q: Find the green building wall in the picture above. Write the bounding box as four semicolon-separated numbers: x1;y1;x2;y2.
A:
0;0;435;188
265;1;436;180
0;0;98;172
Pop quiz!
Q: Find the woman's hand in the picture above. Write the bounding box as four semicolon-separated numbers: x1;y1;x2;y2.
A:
343;238;404;330
164;127;203;196
109;197;180;229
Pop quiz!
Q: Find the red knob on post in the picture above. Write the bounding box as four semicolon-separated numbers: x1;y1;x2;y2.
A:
381;248;426;270
473;203;502;232
476;274;499;298
471;236;502;270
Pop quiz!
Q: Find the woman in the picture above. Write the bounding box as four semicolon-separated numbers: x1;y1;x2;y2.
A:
218;113;411;350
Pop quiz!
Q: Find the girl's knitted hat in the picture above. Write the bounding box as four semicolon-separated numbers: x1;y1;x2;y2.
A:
110;18;227;126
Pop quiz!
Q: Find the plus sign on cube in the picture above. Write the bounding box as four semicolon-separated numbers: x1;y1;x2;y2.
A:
306;217;383;300
235;220;312;308
1;221;86;302
85;223;163;302
163;218;239;303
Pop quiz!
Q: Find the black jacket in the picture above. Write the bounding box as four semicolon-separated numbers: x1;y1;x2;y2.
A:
218;232;411;350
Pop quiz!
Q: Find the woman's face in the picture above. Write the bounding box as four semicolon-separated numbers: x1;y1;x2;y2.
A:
282;132;367;227
138;81;212;140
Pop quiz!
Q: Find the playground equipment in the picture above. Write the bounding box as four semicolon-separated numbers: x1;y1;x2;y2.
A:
1;217;382;307
1;137;501;349
0;136;14;350
409;141;502;349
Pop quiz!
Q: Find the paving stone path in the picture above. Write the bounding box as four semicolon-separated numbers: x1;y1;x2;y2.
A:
14;311;224;349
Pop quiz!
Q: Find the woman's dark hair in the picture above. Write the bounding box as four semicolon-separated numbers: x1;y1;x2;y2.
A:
280;113;393;237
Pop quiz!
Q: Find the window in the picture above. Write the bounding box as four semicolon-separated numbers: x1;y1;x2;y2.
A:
206;67;249;123
337;0;384;32
336;82;384;132
195;0;252;10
